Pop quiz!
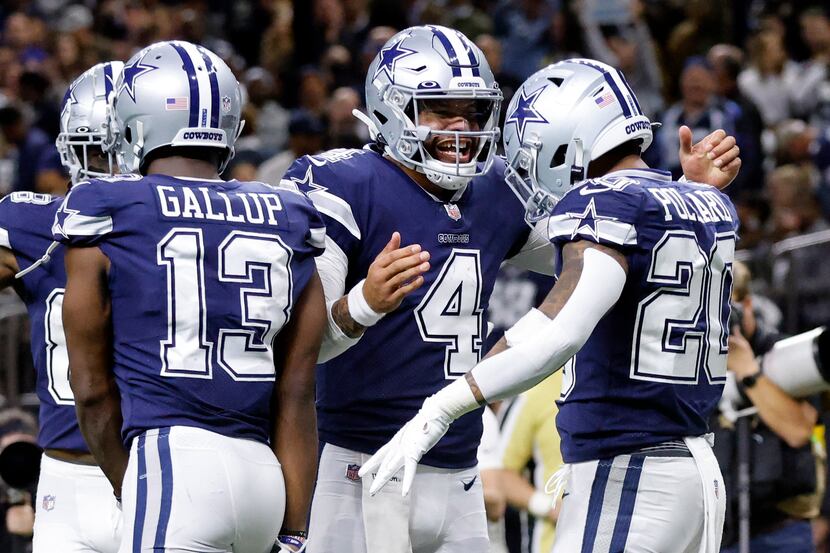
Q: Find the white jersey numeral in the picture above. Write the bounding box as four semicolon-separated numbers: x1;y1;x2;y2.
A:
45;289;73;404
631;231;735;384
415;249;484;379
157;228;293;381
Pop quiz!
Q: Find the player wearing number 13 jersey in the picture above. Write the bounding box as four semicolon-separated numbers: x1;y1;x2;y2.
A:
54;41;326;553
363;59;741;553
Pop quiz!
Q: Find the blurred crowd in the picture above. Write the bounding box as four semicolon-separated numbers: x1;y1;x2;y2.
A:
0;0;828;333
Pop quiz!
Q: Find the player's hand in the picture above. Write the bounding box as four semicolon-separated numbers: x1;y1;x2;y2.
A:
678;126;741;190
727;328;760;379
358;401;452;496
363;232;430;313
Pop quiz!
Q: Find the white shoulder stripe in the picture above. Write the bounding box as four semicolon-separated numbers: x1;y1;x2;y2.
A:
308;226;327;250
547;215;637;246
0;227;10;249
305;188;361;241
59;214;113;237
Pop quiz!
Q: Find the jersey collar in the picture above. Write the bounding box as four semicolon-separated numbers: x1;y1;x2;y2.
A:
604;168;672;182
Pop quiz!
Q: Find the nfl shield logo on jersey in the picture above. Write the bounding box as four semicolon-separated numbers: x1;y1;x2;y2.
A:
346;464;361;482
42;494;56;511
444;203;462;221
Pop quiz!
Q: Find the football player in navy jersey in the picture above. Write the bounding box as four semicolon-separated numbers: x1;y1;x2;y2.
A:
364;58;740;553
53;41;325;553
0;61;124;553
287;26;741;553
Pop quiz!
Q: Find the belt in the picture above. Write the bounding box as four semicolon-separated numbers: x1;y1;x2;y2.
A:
631;439;693;458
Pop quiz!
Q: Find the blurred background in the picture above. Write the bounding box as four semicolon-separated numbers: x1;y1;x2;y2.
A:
0;0;829;551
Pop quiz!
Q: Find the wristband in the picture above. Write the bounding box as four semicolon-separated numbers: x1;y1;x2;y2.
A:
504;308;550;348
527;489;556;519
347;279;385;327
277;532;307;552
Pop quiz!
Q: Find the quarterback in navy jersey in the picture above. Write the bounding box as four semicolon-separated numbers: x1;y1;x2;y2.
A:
364;59;741;553
291;27;741;553
0;61;125;553
54;42;325;553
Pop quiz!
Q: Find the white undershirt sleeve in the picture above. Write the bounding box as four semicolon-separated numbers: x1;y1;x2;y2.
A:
505;220;557;276
316;236;362;363
472;248;626;402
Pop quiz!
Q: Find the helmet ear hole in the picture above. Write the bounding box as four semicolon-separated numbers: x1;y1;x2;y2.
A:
124;126;133;144
373;110;388;125
550;144;567;168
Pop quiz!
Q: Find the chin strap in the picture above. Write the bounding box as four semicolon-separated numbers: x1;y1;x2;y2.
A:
15;241;60;279
352;109;380;141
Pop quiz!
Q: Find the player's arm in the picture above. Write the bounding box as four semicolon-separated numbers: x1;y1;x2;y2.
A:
319;231;430;362
271;269;326;546
62;245;127;497
500;470;558;522
360;240;629;494
728;330;818;448
0;246;19;289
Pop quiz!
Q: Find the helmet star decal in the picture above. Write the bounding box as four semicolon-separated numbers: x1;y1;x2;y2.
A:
373;40;417;83
506;86;548;145
121;52;158;103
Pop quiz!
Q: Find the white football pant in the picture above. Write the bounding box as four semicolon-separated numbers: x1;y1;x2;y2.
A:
308;443;489;553
119;426;285;553
552;436;725;553
33;453;121;553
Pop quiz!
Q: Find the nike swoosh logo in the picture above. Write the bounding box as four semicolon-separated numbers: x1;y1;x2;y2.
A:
562;492;570;498
462;475;477;491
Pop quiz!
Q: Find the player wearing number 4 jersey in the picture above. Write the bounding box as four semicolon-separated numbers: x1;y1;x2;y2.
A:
54;41;325;553
364;59;740;553
0;61;124;553
290;27;740;553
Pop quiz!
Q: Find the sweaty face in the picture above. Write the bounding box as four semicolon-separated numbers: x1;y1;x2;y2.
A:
416;98;491;165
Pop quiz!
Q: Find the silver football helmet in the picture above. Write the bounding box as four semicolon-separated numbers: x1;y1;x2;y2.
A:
105;41;244;174
56;61;124;184
503;58;654;221
361;25;502;191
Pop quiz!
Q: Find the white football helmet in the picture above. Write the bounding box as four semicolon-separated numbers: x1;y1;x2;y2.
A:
104;41;244;174
362;25;502;191
503;58;654;221
56;61;124;184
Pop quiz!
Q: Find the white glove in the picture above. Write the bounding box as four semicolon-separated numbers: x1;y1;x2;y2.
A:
358;398;452;496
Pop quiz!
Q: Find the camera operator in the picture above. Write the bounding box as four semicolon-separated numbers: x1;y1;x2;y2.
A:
717;262;821;552
0;408;39;553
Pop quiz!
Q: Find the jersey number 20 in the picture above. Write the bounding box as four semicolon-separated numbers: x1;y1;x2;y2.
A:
632;231;735;384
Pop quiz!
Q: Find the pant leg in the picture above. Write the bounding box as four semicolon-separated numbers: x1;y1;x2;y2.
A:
306;443;368;553
33;454;121;553
411;465;489;553
120;426;282;553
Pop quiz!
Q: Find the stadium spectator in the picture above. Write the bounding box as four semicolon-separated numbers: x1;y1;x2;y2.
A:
0;105;65;195
493;0;563;82
652;57;739;179
0;408;38;553
796;7;830;125
257;110;325;186
738;28;802;127
578;0;664;118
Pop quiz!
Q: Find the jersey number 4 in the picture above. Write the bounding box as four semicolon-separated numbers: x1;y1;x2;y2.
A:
632;231;735;384
415;249;484;380
158;228;293;381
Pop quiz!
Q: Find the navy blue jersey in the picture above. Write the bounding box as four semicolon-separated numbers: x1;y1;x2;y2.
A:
53;175;325;446
548;168;739;463
0;192;84;451
284;147;531;468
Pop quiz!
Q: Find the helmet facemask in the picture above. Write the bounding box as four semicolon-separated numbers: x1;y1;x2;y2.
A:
57;128;116;184
381;84;502;191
